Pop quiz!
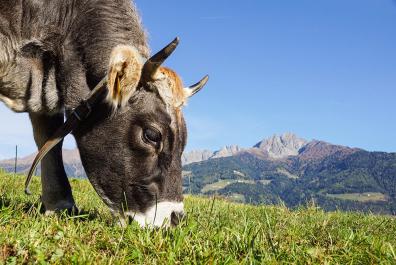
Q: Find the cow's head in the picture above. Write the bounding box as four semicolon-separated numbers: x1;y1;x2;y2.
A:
73;38;207;227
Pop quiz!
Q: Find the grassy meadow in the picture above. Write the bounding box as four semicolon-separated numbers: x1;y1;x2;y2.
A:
0;170;396;264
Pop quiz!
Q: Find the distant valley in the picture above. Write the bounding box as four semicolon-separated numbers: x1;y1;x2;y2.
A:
1;133;395;214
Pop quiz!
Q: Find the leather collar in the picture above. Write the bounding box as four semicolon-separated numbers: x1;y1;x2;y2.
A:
25;77;108;195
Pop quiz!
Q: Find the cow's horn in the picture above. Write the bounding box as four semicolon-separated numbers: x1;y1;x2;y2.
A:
142;37;179;80
185;75;209;97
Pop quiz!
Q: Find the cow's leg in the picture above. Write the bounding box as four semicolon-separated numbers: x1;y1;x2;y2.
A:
29;113;76;213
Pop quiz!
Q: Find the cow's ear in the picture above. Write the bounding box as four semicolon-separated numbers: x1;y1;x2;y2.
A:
106;45;143;110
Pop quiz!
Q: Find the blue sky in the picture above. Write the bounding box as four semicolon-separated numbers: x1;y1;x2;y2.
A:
1;0;396;158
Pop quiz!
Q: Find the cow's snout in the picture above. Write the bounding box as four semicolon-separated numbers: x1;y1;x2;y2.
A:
171;211;185;226
126;201;184;227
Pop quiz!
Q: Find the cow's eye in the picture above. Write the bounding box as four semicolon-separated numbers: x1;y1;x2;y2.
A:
143;128;162;144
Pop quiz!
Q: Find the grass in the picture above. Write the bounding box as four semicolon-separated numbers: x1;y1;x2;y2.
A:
201;180;255;193
227;193;245;203
0;170;396;264
327;192;388;202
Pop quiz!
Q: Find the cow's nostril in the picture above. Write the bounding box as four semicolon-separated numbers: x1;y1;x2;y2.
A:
170;211;185;226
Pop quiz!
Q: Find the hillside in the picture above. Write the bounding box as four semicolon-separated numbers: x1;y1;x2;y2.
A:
0;171;395;264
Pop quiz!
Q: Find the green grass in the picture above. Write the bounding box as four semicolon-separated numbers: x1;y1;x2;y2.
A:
227;193;245;203
201;180;255;193
327;192;388;202
0;171;396;264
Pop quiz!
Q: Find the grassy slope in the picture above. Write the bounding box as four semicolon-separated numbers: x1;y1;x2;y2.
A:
327;193;388;203
0;171;396;264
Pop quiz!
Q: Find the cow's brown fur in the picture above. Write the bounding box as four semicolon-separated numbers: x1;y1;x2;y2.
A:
159;67;189;107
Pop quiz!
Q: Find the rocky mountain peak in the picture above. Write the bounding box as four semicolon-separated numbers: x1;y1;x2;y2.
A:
182;145;243;165
298;140;360;161
182;150;214;165
211;145;244;159
253;133;308;159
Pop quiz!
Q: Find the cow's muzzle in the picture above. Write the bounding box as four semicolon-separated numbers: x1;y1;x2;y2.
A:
126;201;184;228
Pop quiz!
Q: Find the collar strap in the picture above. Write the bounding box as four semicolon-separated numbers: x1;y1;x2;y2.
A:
25;77;108;195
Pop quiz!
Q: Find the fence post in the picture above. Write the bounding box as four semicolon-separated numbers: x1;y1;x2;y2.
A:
14;145;18;175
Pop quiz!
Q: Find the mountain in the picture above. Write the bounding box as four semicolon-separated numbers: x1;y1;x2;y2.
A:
182;145;244;165
253;132;308;159
211;145;244;159
182;150;214;165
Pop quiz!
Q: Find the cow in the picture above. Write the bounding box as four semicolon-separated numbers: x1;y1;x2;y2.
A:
0;0;208;227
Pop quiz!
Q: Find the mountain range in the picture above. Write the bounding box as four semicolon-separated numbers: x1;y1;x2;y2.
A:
1;133;395;214
182;132;308;163
183;133;396;214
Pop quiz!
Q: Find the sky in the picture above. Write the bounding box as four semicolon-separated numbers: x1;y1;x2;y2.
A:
0;0;396;159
